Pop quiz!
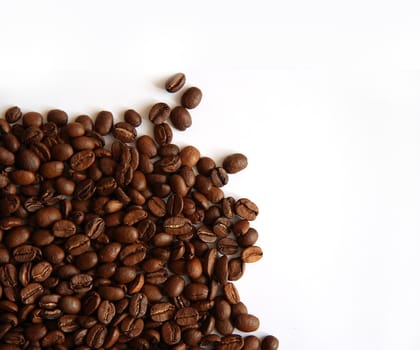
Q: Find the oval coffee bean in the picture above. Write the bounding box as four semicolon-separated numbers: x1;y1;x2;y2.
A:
174;307;199;326
149;102;170;125
181;87;202;109
129;292;148;318
20;282;44;304
262;335;280;350
31;261;53;282
170;106;192;131
97;300;116;324
52;219;76;238
5;106;22;123
98;286;125;301
234;313;260;332
70;150;96;171
150;302;176;322
124;109;142;127
235;198;259;220
222;153;248;174
165;72;186;93
241;246;263;263
113;122;137;143
163;216;193;235
94;111;113;136
86;323;107;349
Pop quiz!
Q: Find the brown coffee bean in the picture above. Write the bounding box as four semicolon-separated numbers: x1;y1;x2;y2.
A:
164;275;185;298
113;266;136;284
119;243;147;266
181;87;202;109
154;123;173;145
218;334;244;350
40;160;64;178
217;237;239;255
41;329;65;347
124;109;142;127
170;106;192;131
47;109;68;126
223;283;240;305
97;299;116;324
235;198;259;220
174;307;199;326
5;106;22;123
120;315;144;338
75;251;98;270
184;282;208;301
222;153;248;174
52;219;76;238
51;143;74;161
22;111;42;127
129;292;148;318
94;111;113;135
35;206;62;227
13;244;41;263
165;73;186;93
0;146;15;165
86;323;107;348
58;295;81;314
112;226;139;243
70;273;93;293
9;170;35;186
241;246;263;263
31;261;53;282
98;285;125;301
163;216;194;235
113;122;137;143
65;234;90;256
70;150;96;171
150;302;175;322
234;313;260;332
149;102;170;125
20;282;44;304
262;335;279;350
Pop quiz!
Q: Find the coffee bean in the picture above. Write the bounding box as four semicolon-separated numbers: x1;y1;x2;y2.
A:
65;234;91;256
234;313;260;332
113;266;136;284
215;255;229;285
163;216;194;235
41;329;65;347
31;261;53;282
218;334;244;350
128;292;148;318
170;106;192;131
215;298;231;320
184;282;209;301
241;246;263;263
75;251;98;270
222;153;248;174
70;150;96;171
0;146;15;165
47;109;68;126
124;109;142;127
94;111;113;135
97;299;116;324
181;87;202;109
149;102;170;125
5;106;22;123
174;307;199;326
165;73;186;93
42;244;65;265
13;244;41;263
70;273;93;293
262;335;279;350
35;206;62;227
98;285;125;301
20;282;44;304
235;198;259;220
113;122;137;143
52;219;76;238
22;111;43;127
150;302;176;322
58;295;81;314
163;275;185;298
112;225;139;243
86;323;107;348
120;315;144;338
224;283;241;305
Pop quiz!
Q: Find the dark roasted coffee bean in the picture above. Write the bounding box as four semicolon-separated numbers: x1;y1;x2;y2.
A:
218;334;244;350
58;295;81;314
262;335;279;350
120;315;144;338
124;109;142;127
165;73;186;93
5;106;22;123
0;146;15;165
113;122;137;143
174;307;199;326
47;109;68;126
112;226;139;243
65;234;90;256
211;167;229;187
215;255;228;285
75;251;98;270
149;102;170;125
52;219;76;238
95;111;113;135
228;258;245;281
154;123;173;145
234;313;259;332
97;299;116;324
170;106;192;131
98;285;125;301
51;143;74;161
241;246;263;263
70;150;96;171
22;111;42;127
13;245;41;263
75;114;94;131
35;206;62;227
242;335;260;350
235;198;258;220
42;244;65;265
223;283;240;305
181;87;202;109
222;153;248;174
150;302;175;322
215;298;231;320
184;282;208;301
0;264;17;287
237;227;259;247
31;261;53;282
196;156;216;176
20;282;44;304
119;243;147;266
70;273;93;293
41;329;65;347
129;292;148;318
58;314;79;332
217;238;239;255
113;266;136;284
162;321;181;345
82;291;101;315
163;216;193;235
86;323;107;348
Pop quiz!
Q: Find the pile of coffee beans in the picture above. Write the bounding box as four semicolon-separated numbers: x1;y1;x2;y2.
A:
0;73;279;350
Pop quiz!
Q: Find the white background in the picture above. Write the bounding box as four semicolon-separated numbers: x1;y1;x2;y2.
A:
1;1;420;349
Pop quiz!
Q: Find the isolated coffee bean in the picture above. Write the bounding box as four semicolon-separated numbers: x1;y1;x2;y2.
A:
223;153;248;174
170;106;192;131
124;109;142;127
165;73;186;92
241;246;263;263
262;335;279;350
181;87;202;109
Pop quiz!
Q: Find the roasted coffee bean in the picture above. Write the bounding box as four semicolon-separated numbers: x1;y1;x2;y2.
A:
65;234;90;256
10;170;35;186
47;109;68;126
129;292;148;318
52;219;76;238
51;143;74;161
43;244;65;265
222;153;248;174
120;315;144;338
223;283;240;304
161;321;181;345
262;335;279;350
174;307;199;326
98;285;125;301
41;329;65;347
237;227;259;247
149;102;170;125
170;106;192;131
35;206;62;227
13;245;41;263
150;302;175;322
31;261;53;282
228;258;245;281
75;251;98;270
86;323;107;348
97;300;116;324
20;282;44;304
112;225;139;243
113;122;137;143
154;123;173;145
5;106;22;123
235;198;259;220
163;216;194;235
113;266;136;284
165;73;186;93
70;273;93;293
215;255;229;285
211;167;229;187
241;246;263;263
217;237;239;255
181;87;202;109
124;109;142;127
58;295;81;314
119;243;147;266
0;264;18;287
218;334;244;350
94;111;113;135
215;298;231;320
184;282;208;301
230;302;248;317
234;313;260;332
82;291;101;315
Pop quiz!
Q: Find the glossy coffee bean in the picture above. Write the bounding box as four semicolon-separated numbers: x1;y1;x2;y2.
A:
181;87;202;109
165;73;186;92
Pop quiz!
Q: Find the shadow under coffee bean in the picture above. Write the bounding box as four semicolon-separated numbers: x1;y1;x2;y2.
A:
0;73;278;350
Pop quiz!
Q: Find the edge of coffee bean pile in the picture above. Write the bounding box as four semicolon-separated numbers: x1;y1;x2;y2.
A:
0;73;279;350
